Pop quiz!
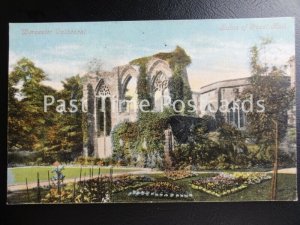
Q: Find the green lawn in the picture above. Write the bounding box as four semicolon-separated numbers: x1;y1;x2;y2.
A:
8;166;139;185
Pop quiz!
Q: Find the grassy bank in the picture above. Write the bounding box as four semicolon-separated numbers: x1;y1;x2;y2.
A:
8;166;138;185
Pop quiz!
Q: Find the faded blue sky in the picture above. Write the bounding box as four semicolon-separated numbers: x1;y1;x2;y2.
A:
9;17;295;91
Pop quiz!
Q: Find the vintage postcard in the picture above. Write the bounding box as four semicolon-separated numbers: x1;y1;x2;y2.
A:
7;17;296;203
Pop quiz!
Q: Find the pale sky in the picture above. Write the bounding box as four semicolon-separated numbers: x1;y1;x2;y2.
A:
9;17;295;91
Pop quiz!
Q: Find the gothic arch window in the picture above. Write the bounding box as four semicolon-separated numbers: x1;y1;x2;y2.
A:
152;71;170;111
227;101;245;129
121;75;132;97
96;84;111;97
153;72;168;92
95;80;111;136
120;74;137;113
204;103;216;117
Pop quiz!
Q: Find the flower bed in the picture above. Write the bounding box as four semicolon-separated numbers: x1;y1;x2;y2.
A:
191;172;272;197
128;181;193;199
165;170;196;180
231;172;272;184
111;175;153;193
42;175;153;203
191;173;246;197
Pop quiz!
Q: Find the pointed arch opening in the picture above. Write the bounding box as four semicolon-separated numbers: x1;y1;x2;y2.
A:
95;79;112;136
227;101;246;129
152;71;170;111
120;74;137;113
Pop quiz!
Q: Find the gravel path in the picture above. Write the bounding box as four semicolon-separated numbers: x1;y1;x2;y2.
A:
268;167;297;174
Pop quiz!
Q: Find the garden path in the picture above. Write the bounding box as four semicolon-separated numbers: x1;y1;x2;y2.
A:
267;167;296;174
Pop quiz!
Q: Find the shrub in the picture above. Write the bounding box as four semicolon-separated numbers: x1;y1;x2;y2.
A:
8;151;42;166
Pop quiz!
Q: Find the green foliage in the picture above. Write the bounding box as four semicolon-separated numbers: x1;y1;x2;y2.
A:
8;58;54;152
112;110;173;168
171;126;221;169
42;175;153;203
112;106;260;170
182;80;194;115
10;173;297;203
132;46;193;115
130;46;191;70
217;124;248;166
9;58;46;90
8;151;43;166
153;46;191;70
169;66;184;112
74;156;108;166
86;83;95;155
60;75;84;157
137;63;152;111
112;121;139;166
130;56;151;67
138;111;170;168
51;165;65;194
168;65;194;114
170;121;249;170
201;115;218;132
40;75;84;163
240;40;295;159
8;58;84;164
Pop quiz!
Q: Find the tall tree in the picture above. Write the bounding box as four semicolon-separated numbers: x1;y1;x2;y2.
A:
241;41;294;158
169;65;194;114
54;75;84;161
8;58;52;152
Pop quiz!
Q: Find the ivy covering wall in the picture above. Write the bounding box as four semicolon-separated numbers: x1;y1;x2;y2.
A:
112;110;173;168
130;46;191;70
132;46;194;114
112;46;194;168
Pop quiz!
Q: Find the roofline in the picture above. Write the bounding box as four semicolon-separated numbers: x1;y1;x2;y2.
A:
200;76;251;90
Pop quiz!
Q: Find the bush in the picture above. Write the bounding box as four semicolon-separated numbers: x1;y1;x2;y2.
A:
8;151;42;166
75;156;98;165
